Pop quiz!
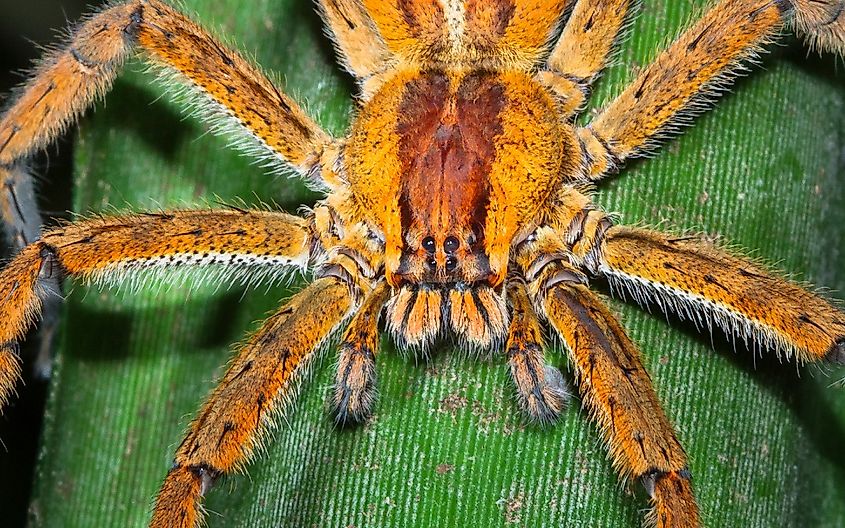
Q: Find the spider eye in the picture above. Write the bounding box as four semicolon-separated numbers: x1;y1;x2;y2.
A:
426;256;437;269
444;236;460;253
445;255;458;272
422;236;436;253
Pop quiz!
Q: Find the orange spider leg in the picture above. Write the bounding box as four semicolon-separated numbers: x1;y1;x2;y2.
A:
359;0;572;70
594;226;845;364
333;280;390;424
152;277;354;528
540;0;635;116
580;0;787;178
536;265;698;528
458;0;571;68
0;0;336;203
505;279;569;422
0;209;313;409
318;0;394;96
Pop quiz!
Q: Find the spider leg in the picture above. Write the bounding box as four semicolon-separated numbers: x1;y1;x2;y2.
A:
505;279;570;423
792;0;845;56
332;280;390;425
577;0;843;180
318;0;393;88
593;225;845;365
0;208;314;409
0;0;336;190
513;225;697;526
151;276;354;528
536;264;699;527
541;0;635;117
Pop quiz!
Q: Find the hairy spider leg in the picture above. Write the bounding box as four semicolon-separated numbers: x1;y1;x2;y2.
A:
539;269;698;528
792;0;845;55
505;280;570;422
541;0;635;116
152;277;354;528
579;0;794;179
318;0;394;94
333;280;390;424
0;209;313;409
0;0;337;239
0;0;339;378
595;226;845;364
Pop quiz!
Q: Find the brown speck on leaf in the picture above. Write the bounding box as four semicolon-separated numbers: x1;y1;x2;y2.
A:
498;492;525;524
436;463;454;475
438;393;468;416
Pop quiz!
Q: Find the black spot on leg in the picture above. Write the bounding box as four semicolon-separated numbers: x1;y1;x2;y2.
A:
33;82;55;106
798;313;827;333
126;5;144;37
686;23;711;51
703;273;730;293
173;228;203;237
232;360;253;380
4;181;26;223
0;125;20;155
634;431;647;458
607;396;617;431
738;267;766;279
633;71;651;100
255;393;266;426
70;48;99;69
216;421;236;449
621;366;638;388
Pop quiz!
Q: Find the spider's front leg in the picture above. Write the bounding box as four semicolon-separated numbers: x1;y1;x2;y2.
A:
0;0;336;233
516;233;699;527
0;209;313;409
578;0;845;179
153;276;356;528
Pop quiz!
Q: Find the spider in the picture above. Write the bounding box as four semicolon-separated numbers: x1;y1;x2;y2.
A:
1;0;844;527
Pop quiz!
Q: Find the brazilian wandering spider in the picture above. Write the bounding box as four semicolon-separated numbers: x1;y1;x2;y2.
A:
1;0;845;527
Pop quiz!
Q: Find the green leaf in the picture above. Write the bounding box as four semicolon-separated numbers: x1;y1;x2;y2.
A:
26;1;845;527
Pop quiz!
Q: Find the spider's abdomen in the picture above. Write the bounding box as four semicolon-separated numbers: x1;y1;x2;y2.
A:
346;68;580;288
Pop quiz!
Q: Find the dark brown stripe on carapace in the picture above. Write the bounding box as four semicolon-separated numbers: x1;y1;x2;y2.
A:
396;70;504;250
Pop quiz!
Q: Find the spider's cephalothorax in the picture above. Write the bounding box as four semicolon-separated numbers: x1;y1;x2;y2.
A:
0;1;844;527
348;67;580;348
